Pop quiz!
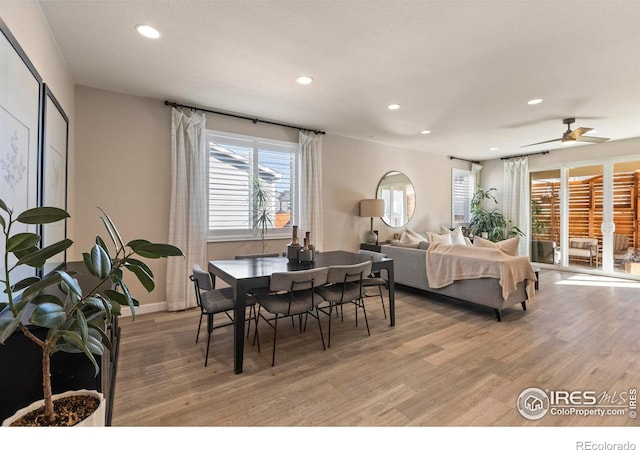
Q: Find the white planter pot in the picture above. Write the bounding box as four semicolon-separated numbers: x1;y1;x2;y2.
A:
2;389;105;427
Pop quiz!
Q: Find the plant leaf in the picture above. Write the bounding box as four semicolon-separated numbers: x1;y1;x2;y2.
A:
21;272;63;300
31;294;65;307
98;208;125;253
16;206;70;224
0;198;9;213
126;239;151;252
15;239;73;268
134;243;184;259
7;276;40;294
58;330;100;374
0;308;28;344
83;252;98;277
58;270;82;298
125;263;155;292
30;303;67;328
6;232;40;252
88;323;113;353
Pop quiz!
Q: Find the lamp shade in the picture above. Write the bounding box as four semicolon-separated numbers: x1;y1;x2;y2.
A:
359;199;385;217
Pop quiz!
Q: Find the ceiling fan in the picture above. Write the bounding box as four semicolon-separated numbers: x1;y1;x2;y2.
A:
521;118;610;148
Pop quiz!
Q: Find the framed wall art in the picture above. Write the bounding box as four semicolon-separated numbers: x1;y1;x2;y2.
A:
41;84;69;274
0;18;43;296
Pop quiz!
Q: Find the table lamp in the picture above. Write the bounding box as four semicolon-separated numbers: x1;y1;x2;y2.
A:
359;199;385;244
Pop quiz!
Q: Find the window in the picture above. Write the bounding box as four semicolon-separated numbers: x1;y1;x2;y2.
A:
207;130;299;240
451;168;474;226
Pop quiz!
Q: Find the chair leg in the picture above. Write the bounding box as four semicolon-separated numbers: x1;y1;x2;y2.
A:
196;312;204;343
205;313;213;367
328;304;333;348
315;307;326;351
360;298;370;336
253;305;261;353
271;315;279;367
378;285;387;319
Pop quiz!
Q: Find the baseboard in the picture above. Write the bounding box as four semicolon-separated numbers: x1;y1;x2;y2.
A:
119;301;167;317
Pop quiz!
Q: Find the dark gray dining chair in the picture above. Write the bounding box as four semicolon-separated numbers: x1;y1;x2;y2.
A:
316;260;372;348
254;267;329;366
190;264;235;367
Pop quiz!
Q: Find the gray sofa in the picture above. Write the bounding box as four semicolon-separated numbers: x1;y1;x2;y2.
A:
380;243;531;321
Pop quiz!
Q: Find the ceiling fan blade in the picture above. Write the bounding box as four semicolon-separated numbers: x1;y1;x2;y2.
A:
576;135;610;144
567;127;593;139
520;138;562;148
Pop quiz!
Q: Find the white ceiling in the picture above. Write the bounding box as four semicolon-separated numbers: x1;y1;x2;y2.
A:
38;0;640;160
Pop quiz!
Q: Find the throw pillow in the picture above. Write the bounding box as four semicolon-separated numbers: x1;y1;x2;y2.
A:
405;228;428;242
426;232;453;245
418;241;430;250
439;225;467;246
473;236;519;256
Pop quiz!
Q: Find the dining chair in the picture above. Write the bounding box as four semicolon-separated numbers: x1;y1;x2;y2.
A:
358;249;388;319
316;260;372;348
190;264;235;367
254;267;329;366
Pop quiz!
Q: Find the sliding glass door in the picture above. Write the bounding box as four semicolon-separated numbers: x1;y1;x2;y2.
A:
529;158;640;279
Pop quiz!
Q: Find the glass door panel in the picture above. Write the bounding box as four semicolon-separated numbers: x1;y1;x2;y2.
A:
567;165;604;270
530;170;561;264
612;160;640;275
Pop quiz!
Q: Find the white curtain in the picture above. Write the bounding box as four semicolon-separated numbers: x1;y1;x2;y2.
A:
503;156;530;256
166;108;208;311
471;162;483;189
299;130;323;251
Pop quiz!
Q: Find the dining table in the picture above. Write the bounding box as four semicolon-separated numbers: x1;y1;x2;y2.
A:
208;250;395;374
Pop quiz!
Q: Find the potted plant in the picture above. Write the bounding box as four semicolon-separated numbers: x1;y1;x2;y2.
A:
0;198;183;426
469;186;523;242
252;177;273;253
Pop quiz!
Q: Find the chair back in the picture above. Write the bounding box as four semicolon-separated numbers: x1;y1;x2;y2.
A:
190;264;216;309
270;267;329;292
613;233;629;254
325;261;372;284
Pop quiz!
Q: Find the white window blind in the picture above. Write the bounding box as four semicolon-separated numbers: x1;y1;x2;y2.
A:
207;131;298;240
452;168;473;226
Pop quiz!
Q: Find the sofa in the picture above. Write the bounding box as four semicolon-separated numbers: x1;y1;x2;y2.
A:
380;242;534;321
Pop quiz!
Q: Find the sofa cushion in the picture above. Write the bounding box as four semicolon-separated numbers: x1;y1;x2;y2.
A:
418;241;431;250
390;240;421;248
473;236;519;256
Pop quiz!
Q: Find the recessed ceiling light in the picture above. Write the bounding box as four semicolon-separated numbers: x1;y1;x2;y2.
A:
490;147;498;151
387;104;400;110
136;24;160;39
296;76;313;85
420;130;431;135
527;98;543;105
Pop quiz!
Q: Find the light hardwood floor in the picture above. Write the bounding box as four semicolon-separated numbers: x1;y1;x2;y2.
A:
111;269;640;426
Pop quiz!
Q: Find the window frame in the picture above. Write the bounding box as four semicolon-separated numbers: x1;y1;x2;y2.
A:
451;168;474;227
206;130;300;242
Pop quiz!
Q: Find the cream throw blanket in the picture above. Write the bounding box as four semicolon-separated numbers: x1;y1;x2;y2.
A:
426;243;537;301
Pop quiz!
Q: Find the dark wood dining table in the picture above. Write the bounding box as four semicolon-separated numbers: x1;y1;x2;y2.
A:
208;250;395;374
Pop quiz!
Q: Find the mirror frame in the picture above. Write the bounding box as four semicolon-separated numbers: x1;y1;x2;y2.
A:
376;171;416;228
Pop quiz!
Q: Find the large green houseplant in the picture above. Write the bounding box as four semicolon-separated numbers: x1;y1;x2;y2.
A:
0;198;183;426
469;186;524;242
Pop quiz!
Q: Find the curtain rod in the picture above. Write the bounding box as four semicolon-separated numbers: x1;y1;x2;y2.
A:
448;155;480;164
500;150;549;160
164;100;325;135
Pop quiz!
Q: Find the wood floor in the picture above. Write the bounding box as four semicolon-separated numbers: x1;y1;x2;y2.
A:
111;269;640;426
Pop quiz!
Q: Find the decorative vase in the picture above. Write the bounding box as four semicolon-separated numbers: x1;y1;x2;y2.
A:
298;237;313;262
286;225;301;261
2;389;106;427
305;231;315;261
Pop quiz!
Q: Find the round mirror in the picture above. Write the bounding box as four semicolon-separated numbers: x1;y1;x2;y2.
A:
376;171;416;228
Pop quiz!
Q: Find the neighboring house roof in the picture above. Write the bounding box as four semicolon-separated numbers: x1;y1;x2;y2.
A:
209;144;282;183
